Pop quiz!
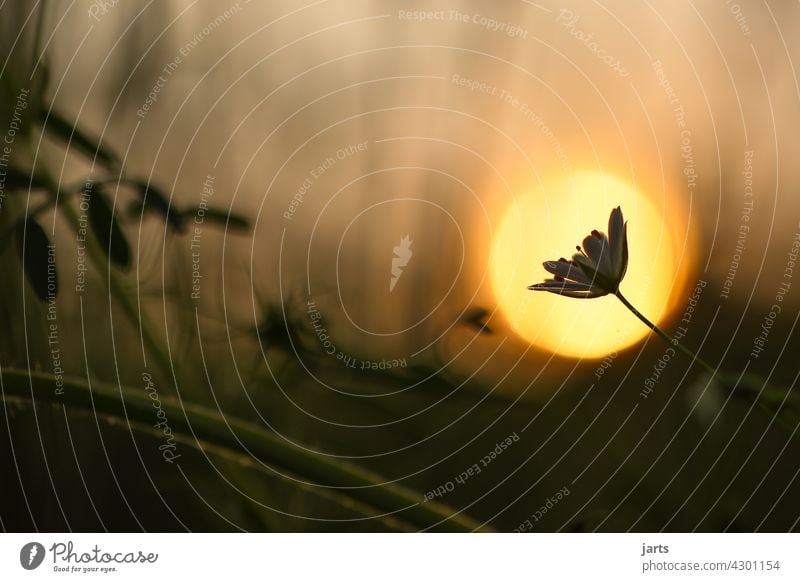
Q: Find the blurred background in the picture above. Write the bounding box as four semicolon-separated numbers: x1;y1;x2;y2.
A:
1;0;799;532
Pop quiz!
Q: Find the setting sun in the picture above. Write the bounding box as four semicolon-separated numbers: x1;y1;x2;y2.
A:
491;172;689;359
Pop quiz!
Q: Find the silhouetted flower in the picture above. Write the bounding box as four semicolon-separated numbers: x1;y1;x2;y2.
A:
528;206;627;298
525;206;795;432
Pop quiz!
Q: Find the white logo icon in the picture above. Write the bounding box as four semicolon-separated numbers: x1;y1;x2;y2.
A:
389;235;413;292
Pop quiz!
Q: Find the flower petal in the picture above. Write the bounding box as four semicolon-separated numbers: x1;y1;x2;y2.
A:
585;229;618;282
543;259;592;284
608;206;626;279
573;252;618;292
618;221;628;281
528;279;607;298
608;207;623;249
581;232;604;265
572;253;598;278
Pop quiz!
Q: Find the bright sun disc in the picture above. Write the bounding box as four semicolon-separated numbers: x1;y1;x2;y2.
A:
491;172;686;359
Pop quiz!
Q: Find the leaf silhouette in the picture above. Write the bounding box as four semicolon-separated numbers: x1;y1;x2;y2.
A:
183;207;250;232
38;108;120;169
129;179;185;233
15;219;56;301
3;167;49;191
89;189;131;270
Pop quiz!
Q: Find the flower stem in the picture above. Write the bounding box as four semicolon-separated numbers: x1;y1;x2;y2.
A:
615;290;800;430
614;290;717;377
